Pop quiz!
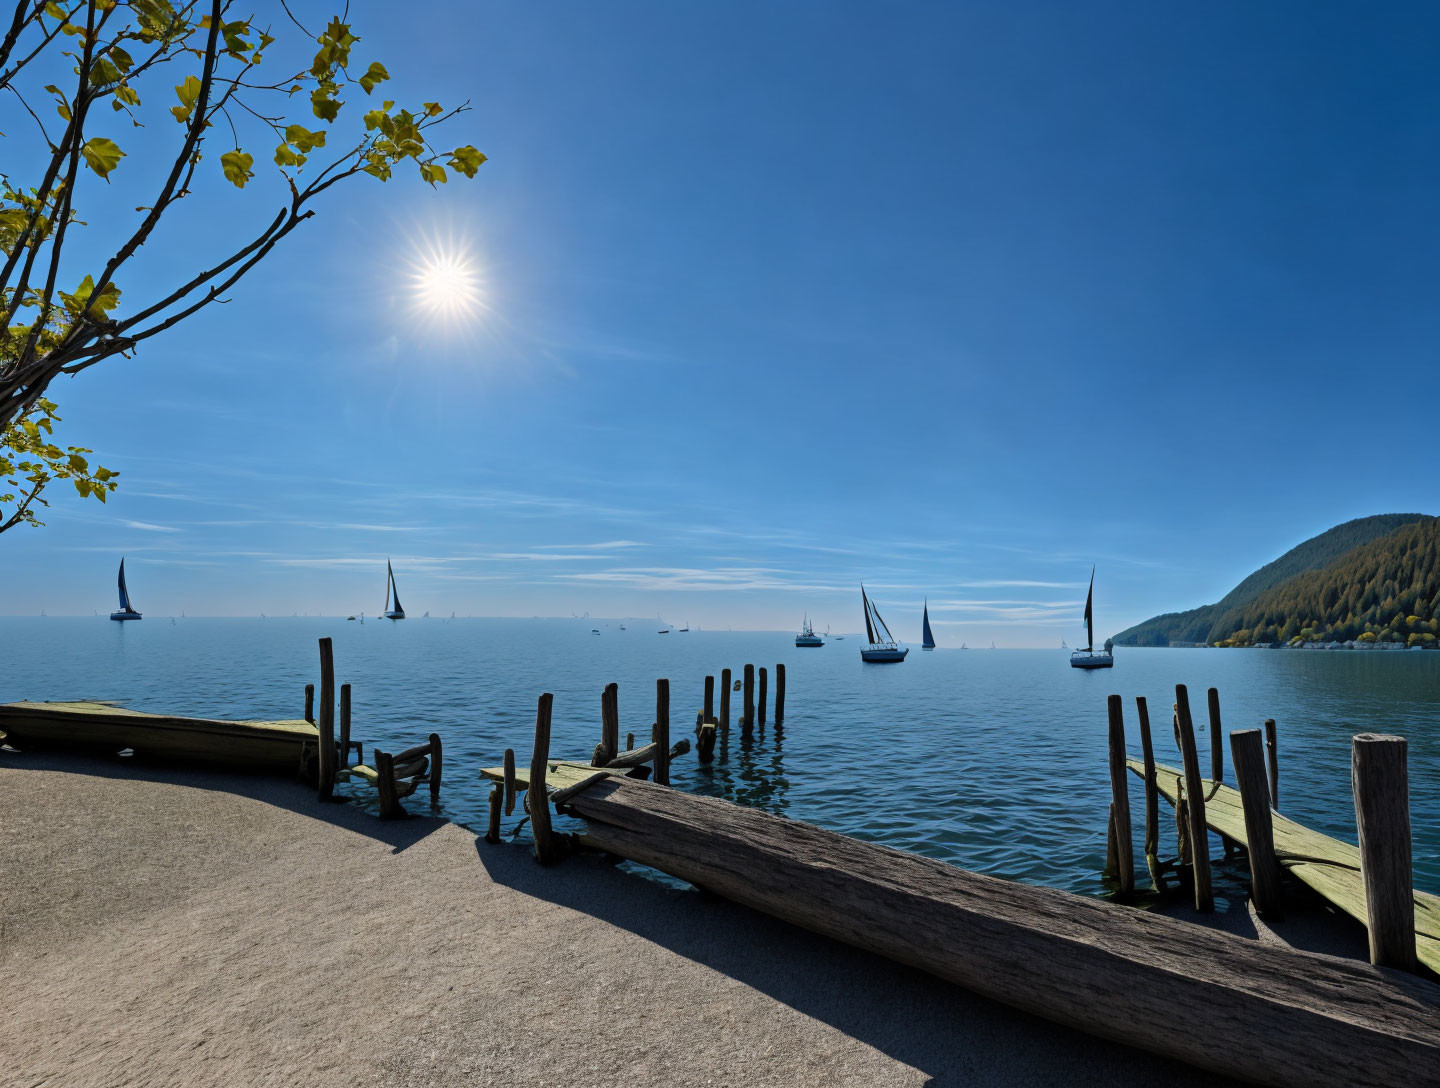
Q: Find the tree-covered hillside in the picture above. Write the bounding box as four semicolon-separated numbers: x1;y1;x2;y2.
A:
1113;514;1433;646
1207;517;1440;647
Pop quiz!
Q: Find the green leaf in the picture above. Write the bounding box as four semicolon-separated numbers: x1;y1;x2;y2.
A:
220;149;254;188
171;74;202;122
358;60;389;94
310;85;341;122
419;162;447;186
283;124;326;153
447;146;486;178
80;137;125;179
423;102;443;117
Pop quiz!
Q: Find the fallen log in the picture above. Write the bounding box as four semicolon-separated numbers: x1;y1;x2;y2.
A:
565;776;1440;1088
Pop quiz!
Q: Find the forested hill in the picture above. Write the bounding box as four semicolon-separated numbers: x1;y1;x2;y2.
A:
1114;514;1434;646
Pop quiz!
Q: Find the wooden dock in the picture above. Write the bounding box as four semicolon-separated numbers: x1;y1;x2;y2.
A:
0;700;318;777
1130;756;1440;974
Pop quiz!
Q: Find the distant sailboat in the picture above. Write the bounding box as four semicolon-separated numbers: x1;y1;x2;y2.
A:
1070;566;1114;669
383;559;406;619
860;584;908;662
960;641;967;650
109;558;142;621
795;614;824;647
921;599;936;650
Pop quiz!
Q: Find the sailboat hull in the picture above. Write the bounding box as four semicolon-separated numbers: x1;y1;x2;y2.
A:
1070;651;1113;669
383;610;406;620
109;611;142;621
861;646;909;662
795;635;824;647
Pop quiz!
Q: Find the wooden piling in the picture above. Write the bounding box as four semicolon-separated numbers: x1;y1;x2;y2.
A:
503;748;517;814
703;675;714;723
743;664;755;736
775;663;786;723
1135;696;1160;885
375;749;400;819
317;638;336;802
428;732;442;804
1265;718;1279;809
1175;685;1213;912
304;683;314;724
758;667;768;730
338;683;352;767
720;668;732;731
1106;695;1134;896
1352;733;1415;972
485;784;502;843
1105;803;1118;878
1231;729;1284;920
601;683;619;765
1207;687;1223;784
654;679;671;786
530;692;562;865
627;731;635;751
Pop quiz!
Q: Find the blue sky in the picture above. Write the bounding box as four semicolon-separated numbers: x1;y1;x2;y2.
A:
5;1;1438;643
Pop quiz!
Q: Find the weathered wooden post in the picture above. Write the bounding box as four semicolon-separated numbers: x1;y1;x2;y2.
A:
530;692;562;864
758;667;768;731
720;668;732;731
1231;729;1284;920
1207;687;1224;783
485;785;502;843
1265;718;1279;809
1352;733;1415;972
428;732;443;805
1175;685;1213;912
503;748;517;814
743;664;755;736
775;663;786;723
304;683;314;724
317;638;336;802
1135;696;1161;886
1106;695;1134;896
703;675;714;723
602;682;619;765
375;750;400;818
338;683;352;768
627;731;635;751
655;679;671;786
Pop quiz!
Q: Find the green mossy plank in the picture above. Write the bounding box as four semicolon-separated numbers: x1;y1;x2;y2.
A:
1129;757;1440;972
481;759;631;794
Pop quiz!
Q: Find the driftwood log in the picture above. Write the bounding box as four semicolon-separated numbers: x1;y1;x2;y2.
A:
566;776;1440;1088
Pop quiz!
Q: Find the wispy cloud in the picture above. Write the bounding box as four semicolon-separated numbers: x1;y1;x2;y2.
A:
122;520;181;533
534;540;647;550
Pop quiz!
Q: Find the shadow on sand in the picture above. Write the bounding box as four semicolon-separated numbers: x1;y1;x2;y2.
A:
0;745;449;855
472;836;1234;1087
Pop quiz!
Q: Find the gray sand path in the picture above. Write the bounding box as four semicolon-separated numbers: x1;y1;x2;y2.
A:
1;751;1236;1087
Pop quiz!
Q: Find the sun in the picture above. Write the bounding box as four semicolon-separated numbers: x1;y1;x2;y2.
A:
408;239;483;327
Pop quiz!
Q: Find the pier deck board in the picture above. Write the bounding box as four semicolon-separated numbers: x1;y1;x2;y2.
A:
1128;757;1440;973
0;700;318;776
480;759;631;794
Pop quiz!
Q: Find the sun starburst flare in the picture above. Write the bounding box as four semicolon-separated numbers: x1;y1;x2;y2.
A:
408;239;484;328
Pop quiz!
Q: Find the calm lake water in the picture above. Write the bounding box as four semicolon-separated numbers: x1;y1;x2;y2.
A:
5;617;1438;899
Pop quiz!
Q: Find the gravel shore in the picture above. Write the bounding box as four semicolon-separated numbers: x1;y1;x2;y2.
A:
2;749;1233;1087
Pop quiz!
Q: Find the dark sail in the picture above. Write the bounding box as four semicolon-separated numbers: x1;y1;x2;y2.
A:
922;599;935;649
390;563;403;614
117;558;132;612
871;598;895;644
861;585;876;645
385;559;394;612
1083;567;1095;652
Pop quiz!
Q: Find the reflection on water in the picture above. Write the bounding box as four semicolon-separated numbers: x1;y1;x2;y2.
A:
5;618;1438;897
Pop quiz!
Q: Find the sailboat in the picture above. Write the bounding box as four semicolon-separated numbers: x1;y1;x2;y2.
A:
382;559;406;619
921;599;936;650
859;584;908;662
109;558;142;621
1070;566;1114;669
795;614;824;647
